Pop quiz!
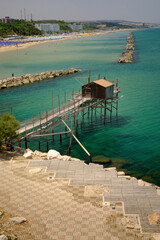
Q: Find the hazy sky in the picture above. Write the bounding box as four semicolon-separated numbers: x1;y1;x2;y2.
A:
0;0;160;23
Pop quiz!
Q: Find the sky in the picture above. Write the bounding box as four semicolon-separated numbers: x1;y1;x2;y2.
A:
0;0;160;23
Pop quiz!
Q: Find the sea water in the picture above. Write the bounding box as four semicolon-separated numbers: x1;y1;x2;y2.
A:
0;29;160;185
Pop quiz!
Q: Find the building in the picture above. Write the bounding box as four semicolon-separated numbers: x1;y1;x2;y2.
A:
35;23;60;32
97;24;107;28
2;16;14;23
68;24;83;31
82;79;114;99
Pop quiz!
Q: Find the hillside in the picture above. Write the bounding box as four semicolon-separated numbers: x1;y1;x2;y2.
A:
0;20;42;37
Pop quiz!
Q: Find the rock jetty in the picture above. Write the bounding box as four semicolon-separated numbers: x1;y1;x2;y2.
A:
118;50;134;63
118;32;135;63
0;68;81;90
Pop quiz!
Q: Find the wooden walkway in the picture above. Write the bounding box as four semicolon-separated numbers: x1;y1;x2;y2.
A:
18;88;120;138
17;84;121;159
18;93;90;135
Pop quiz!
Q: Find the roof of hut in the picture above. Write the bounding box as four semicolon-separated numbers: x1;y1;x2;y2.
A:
93;79;114;88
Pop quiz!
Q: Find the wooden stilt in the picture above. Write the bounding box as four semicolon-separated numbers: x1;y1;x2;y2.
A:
104;100;107;124
60;124;62;144
51;90;53;113
52;129;54;142
65;126;67;135
58;94;60;113
32;115;34;132
88;70;91;84
25;118;27;149
62;120;91;160
81;119;83;129
46;135;49;152
60;134;62;144
116;79;119;117
101;105;102;118
90;154;92;163
46;111;48;125
68;121;73;155
110;104;112;121
18;141;21;148
91;107;93;123
74;99;76;123
64;92;66;104
75;119;78;134
39;137;41;150
25;136;27;149
39;112;41;131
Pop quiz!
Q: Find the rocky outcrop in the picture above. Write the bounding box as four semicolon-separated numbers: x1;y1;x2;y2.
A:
118;50;134;63
118;32;135;63
47;149;61;160
0;68;81;90
125;43;135;50
9;217;27;224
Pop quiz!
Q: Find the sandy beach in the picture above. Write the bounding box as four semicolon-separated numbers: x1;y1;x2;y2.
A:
0;29;133;53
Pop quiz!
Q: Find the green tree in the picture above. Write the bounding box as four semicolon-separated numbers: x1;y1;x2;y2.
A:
0;113;20;150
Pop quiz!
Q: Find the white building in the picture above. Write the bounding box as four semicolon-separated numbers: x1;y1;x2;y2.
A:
35;24;60;32
68;24;83;31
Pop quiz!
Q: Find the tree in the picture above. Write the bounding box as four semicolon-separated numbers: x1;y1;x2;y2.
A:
0;113;20;150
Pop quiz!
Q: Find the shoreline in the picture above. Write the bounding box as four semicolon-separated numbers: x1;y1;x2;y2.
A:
0;29;135;54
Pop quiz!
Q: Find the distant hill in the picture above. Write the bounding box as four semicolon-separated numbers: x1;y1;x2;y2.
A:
0;20;41;37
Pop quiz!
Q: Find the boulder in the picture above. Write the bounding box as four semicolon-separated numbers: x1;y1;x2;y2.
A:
33;150;42;156
120;175;131;180
23;79;30;84
47;150;61;160
26;148;33;153
33;150;47;158
157;188;160;195
138;179;145;186
105;167;116;171
9;217;27;224
71;157;81;162
117;171;125;176
60;155;71;161
0;235;8;240
138;179;152;187
0;211;3;216
29;77;36;83
23;152;33;159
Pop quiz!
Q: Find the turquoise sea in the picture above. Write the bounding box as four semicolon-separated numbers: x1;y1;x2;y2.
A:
0;29;160;185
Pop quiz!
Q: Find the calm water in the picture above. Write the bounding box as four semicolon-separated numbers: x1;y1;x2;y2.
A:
0;29;160;185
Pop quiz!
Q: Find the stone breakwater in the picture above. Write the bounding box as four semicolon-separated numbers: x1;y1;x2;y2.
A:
118;32;135;63
0;68;81;90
